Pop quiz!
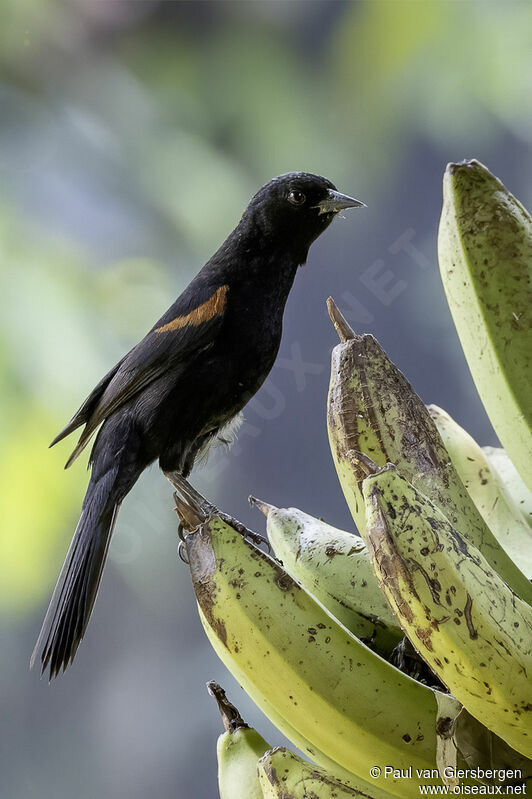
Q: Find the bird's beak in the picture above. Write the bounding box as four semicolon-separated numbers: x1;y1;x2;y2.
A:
314;189;366;216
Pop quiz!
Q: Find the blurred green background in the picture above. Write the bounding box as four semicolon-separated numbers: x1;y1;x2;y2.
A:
1;1;531;797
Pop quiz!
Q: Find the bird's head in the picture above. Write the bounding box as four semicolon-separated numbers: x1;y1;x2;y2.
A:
246;172;365;263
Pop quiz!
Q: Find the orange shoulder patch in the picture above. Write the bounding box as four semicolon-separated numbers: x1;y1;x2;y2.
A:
155;285;229;334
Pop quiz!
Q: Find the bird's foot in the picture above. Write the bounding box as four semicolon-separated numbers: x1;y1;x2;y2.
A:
217;511;271;553
163;469;270;554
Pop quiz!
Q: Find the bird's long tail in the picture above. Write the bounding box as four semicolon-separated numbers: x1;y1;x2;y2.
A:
31;455;135;679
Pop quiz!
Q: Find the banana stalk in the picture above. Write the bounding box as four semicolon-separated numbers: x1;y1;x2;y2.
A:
438;159;532;492
363;464;532;758
326;298;532;607
429;405;532;579
252;497;402;657
209;681;269;799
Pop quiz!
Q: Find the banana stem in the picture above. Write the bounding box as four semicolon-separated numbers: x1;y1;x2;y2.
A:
249;496;276;517
326;297;357;343
207;681;249;733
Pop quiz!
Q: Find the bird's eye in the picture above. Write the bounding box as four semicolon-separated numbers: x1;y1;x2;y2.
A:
288;189;306;206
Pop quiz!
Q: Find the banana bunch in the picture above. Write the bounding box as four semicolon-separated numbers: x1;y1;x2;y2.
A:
250;497;403;657
438;159;532;494
172;162;532;797
175;482;448;798
326;299;532;607
176;485;529;798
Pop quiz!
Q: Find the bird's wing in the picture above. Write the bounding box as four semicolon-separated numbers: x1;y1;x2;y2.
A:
53;282;230;468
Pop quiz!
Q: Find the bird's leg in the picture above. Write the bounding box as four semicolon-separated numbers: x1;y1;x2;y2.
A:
163;471;208;566
162;469;270;552
164;471;214;519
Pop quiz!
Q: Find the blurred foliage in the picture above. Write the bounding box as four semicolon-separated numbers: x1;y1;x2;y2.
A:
0;407;83;612
0;3;531;796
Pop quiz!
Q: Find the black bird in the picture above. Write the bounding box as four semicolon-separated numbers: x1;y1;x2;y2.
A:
32;172;364;678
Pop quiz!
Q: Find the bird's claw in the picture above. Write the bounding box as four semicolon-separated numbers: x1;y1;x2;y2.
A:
177;539;189;564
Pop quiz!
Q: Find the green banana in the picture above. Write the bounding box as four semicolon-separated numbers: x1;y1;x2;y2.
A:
202;595;532;795
251;497;402;657
178;492;389;796
209;681;269;799
326;297;532;606
198;606;395;799
483;446;532;531
258;746;364;798
428;405;532;579
438;159;532;493
180;493;449;798
363;464;532;758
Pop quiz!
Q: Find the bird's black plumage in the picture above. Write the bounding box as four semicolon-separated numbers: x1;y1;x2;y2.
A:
32;172;364;678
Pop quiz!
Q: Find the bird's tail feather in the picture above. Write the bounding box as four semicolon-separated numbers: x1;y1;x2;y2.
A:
30;473;121;679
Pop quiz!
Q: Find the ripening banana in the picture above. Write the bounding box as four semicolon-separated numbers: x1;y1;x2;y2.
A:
326;297;532;607
172;482;391;797
198;607;395;799
438;159;532;494
428;405;532;579
363;464;532;758
202;606;532;795
183;505;449;799
258;746;364;799
251;497;402;656
208;681;269;799
483;446;532;531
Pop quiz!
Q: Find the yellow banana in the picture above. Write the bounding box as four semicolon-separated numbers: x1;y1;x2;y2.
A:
181;500;449;798
198;606;394;799
484;446;532;531
428;405;532;579
209;681;269;799
252;497;402;656
203;604;531;795
258;746;365;798
363;464;532;758
326;297;532;606
171;481;391;795
438;159;532;494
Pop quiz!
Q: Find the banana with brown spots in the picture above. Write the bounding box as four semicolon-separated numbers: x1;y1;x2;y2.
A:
325;298;532;608
182;499;452;798
251;498;403;657
363;464;532;758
